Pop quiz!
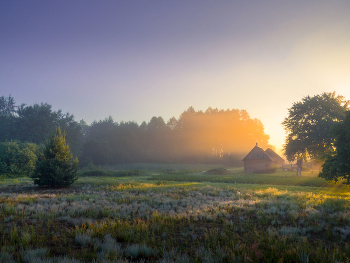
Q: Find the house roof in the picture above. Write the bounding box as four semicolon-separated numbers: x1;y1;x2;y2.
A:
265;148;285;163
242;144;273;161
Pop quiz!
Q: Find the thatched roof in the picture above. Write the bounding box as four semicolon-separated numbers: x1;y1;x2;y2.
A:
265;148;285;163
242;144;285;163
242;144;273;161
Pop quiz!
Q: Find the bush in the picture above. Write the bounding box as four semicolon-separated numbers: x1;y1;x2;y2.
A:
31;127;78;187
264;167;277;173
0;141;39;178
264;165;278;173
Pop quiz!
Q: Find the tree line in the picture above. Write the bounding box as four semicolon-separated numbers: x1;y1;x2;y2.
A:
1;92;350;183
0;95;81;155
81;107;271;166
0;95;271;174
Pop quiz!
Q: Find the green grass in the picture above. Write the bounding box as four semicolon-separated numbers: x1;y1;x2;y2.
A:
150;167;333;187
79;169;144;177
1;166;350;262
0;177;32;186
85;163;221;172
0;173;28;180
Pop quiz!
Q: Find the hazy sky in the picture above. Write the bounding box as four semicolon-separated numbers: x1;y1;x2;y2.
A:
1;1;350;153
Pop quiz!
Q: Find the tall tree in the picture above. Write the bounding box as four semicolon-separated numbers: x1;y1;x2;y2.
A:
80;107;272;166
282;92;349;162
0;96;81;155
0;95;16;141
0;95;16;116
80;117;116;165
175;107;270;158
319;111;350;183
81;138;112;166
14;102;81;155
16;103;57;143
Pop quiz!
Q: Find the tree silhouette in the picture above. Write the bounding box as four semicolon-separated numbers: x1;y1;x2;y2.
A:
282;92;349;162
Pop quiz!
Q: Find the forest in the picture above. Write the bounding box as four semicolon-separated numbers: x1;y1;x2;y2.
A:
0;95;271;170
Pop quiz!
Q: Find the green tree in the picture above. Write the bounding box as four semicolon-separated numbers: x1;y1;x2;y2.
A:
282;92;349;162
0;141;38;178
80;107;271;166
31;127;78;187
319;111;350;183
81;138;112;166
15;103;81;155
0;95;16;141
0;95;16;116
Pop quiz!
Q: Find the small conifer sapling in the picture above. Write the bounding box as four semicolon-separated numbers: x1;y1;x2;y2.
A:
31;127;78;187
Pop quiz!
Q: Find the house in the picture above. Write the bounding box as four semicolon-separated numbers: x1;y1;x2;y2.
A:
265;148;285;167
242;144;285;173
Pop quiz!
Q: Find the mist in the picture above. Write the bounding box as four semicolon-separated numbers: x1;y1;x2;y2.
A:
80;106;272;166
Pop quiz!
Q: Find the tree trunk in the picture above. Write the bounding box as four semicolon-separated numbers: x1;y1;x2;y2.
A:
297;159;303;176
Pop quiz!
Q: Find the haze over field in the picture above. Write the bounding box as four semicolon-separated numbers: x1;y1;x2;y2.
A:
2;1;350;153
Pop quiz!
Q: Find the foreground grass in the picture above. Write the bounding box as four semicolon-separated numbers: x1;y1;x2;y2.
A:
0;177;32;186
1;175;350;262
150;168;332;187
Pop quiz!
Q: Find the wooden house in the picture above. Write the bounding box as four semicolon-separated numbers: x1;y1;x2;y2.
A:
242;144;285;173
265;148;285;167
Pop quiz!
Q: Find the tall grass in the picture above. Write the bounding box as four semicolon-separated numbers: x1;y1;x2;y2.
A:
150;168;332;187
1;172;350;262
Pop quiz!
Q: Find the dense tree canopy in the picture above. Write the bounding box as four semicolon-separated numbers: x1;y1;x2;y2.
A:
319;111;350;183
1;95;272;167
81;107;271;166
282;92;349;162
0;141;39;177
0;95;16;117
0;95;81;155
0;95;16;142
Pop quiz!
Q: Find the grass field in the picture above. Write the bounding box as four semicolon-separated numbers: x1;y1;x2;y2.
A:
150;168;332;187
1;167;350;262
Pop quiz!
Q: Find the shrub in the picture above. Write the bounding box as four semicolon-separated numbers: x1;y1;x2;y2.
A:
31;127;78;187
124;243;157;259
265;166;277;173
0;141;39;178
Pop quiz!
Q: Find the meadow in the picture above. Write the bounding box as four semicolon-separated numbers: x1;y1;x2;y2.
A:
1;167;350;262
151;168;331;187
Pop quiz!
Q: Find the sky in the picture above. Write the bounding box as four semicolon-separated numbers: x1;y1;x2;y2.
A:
1;1;350;154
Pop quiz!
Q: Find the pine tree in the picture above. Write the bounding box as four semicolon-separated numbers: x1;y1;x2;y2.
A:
31;127;78;187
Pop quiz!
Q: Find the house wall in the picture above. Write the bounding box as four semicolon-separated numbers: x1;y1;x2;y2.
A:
272;159;285;167
244;159;272;173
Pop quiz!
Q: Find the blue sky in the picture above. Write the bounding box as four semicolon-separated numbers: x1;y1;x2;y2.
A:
1;1;350;153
